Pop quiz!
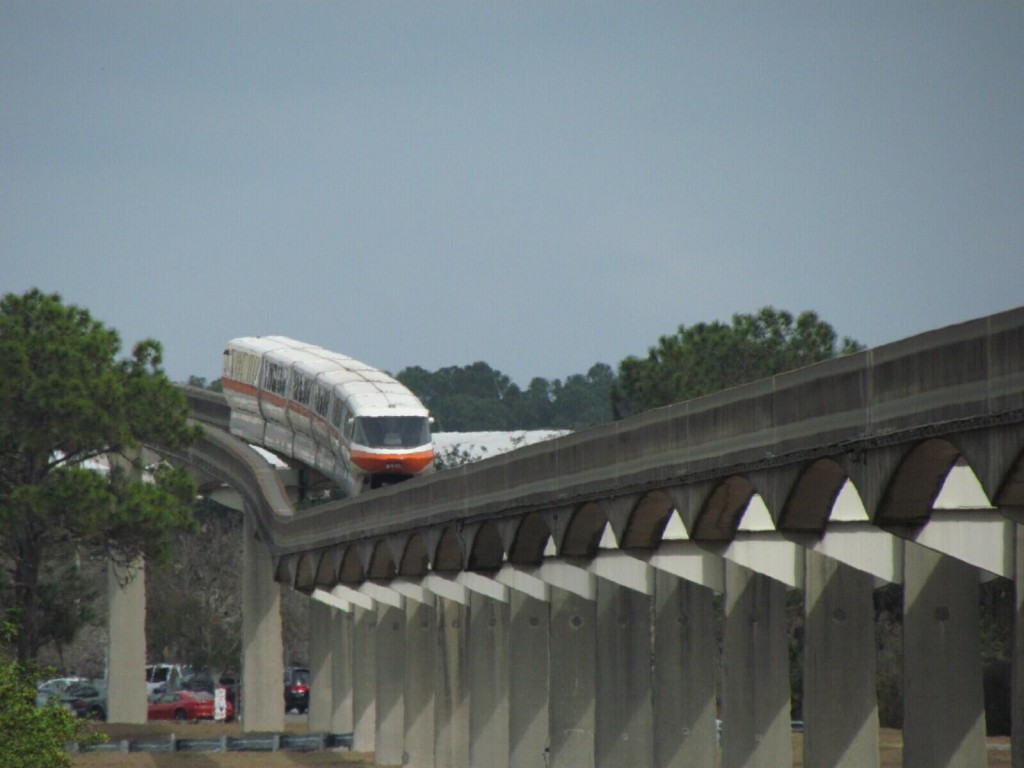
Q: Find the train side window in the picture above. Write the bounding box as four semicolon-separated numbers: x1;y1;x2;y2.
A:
263;362;287;395
314;385;331;416
291;372;311;406
330;398;343;428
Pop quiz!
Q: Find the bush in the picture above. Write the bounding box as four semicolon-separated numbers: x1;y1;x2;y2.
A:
0;625;101;768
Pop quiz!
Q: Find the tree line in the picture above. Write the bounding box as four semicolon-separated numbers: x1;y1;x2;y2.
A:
393;307;862;431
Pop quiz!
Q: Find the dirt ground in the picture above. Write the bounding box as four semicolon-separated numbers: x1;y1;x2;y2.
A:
73;722;1011;768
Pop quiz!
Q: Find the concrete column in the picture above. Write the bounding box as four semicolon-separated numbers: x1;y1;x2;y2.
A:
596;579;653;768
308;598;333;731
549;586;596;768
469;591;510;768
721;561;792;768
240;512;284;732
802;550;879;768
376;603;406;766
1014;524;1024;768
902;544;986;768
653;570;716;768
509;592;549;768
106;557;147;724
405;600;436;768
435;597;469;768
330;607;354;734
352;606;378;752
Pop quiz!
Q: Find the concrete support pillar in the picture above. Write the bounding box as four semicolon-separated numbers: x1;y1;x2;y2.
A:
353;606;378;752
106;557;147;724
435;597;469;768
308;598;333;731
549;586;596;768
721;561;792;768
802;550;879;768
405;600;437;768
902;544;986;767
376;604;406;767
596;580;653;768
240;512;284;732
1014;524;1024;768
469;591;510;768
330;607;354;734
509;592;549;768
653;571;717;768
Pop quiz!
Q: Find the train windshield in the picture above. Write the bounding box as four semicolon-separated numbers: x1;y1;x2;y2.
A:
352;416;431;449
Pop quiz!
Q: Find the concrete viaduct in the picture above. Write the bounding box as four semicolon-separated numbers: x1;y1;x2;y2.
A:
104;306;1024;768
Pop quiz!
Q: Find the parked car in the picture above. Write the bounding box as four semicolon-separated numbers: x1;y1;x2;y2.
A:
283;666;310;714
148;689;234;722
146;663;192;696
59;680;107;720
36;676;86;707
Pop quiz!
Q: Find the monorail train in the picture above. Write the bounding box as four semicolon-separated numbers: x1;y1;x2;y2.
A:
221;336;434;496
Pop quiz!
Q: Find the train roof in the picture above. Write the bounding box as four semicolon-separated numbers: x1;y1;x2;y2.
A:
225;336;428;417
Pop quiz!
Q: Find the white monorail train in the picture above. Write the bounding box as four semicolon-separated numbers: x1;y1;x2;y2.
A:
221;336;434;496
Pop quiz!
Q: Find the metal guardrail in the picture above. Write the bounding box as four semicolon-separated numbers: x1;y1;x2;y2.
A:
71;731;353;754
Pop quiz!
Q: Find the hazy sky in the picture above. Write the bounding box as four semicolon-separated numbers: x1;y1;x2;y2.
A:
3;3;1022;386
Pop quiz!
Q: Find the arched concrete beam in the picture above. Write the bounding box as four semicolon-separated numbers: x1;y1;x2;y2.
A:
275;554;298;588
591;495;640;548
621;490;675;549
534;505;579;557
957;426;1024;505
746;464;806;528
661;484;705;536
294;551;321;592
876;438;960;525
775;459;848;533
841;443;907;522
507;512;555;565
691;476;756;540
383;535;411;573
314;547;342;589
366;540;397;580
434;526;467;572
399;535;429;577
561;501;608;557
466;521;505;571
338;545;366;584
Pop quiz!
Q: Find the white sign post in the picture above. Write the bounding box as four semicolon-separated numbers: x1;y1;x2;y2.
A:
214;686;227;722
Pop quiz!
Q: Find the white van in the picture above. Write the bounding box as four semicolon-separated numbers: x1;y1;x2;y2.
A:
145;664;192;696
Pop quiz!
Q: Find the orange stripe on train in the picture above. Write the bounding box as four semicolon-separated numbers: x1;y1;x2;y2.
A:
350;449;435;474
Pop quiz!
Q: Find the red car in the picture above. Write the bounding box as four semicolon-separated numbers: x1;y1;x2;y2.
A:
147;689;234;722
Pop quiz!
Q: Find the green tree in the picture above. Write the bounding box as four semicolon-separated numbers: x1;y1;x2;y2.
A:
613;307;863;417
146;500;242;672
549;363;617;429
0;289;199;662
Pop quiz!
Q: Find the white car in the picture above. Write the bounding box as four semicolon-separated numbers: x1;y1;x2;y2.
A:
145;664;192;696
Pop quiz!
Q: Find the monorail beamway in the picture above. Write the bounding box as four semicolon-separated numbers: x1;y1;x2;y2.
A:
104;307;1024;768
